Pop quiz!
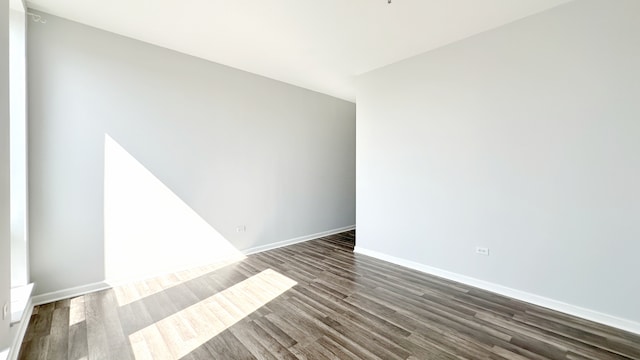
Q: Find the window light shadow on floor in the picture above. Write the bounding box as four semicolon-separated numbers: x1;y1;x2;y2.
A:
128;268;297;359
103;134;246;306
111;259;242;308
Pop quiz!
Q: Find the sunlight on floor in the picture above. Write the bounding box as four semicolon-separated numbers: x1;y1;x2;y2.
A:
112;259;241;307
69;296;86;327
128;269;297;359
103;134;245;291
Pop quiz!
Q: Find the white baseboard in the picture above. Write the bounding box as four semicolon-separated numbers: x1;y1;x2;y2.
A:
31;225;356;306
7;298;33;360
32;281;111;306
242;225;356;255
354;246;640;336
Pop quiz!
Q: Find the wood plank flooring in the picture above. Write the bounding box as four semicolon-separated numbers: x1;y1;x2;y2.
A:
19;231;640;359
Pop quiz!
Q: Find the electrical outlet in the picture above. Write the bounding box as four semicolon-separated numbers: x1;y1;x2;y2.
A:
236;225;246;233
2;303;7;320
475;247;490;256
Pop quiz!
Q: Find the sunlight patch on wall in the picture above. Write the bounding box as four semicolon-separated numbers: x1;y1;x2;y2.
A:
104;134;245;288
129;269;297;359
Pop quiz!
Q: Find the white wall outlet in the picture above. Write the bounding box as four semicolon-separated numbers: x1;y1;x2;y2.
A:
475;247;490;256
236;225;246;233
2;303;7;320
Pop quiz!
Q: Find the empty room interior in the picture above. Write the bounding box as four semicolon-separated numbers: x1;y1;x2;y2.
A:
1;0;639;359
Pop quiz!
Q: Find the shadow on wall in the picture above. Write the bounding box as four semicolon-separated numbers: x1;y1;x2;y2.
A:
103;134;245;283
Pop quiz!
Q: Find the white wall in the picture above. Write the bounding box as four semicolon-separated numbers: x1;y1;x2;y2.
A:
356;0;640;325
9;7;26;287
0;0;10;350
28;13;355;295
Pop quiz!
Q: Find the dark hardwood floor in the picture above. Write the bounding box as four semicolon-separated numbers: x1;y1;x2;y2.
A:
19;231;640;359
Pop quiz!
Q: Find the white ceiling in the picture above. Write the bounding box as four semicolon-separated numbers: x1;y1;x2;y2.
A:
26;0;571;102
